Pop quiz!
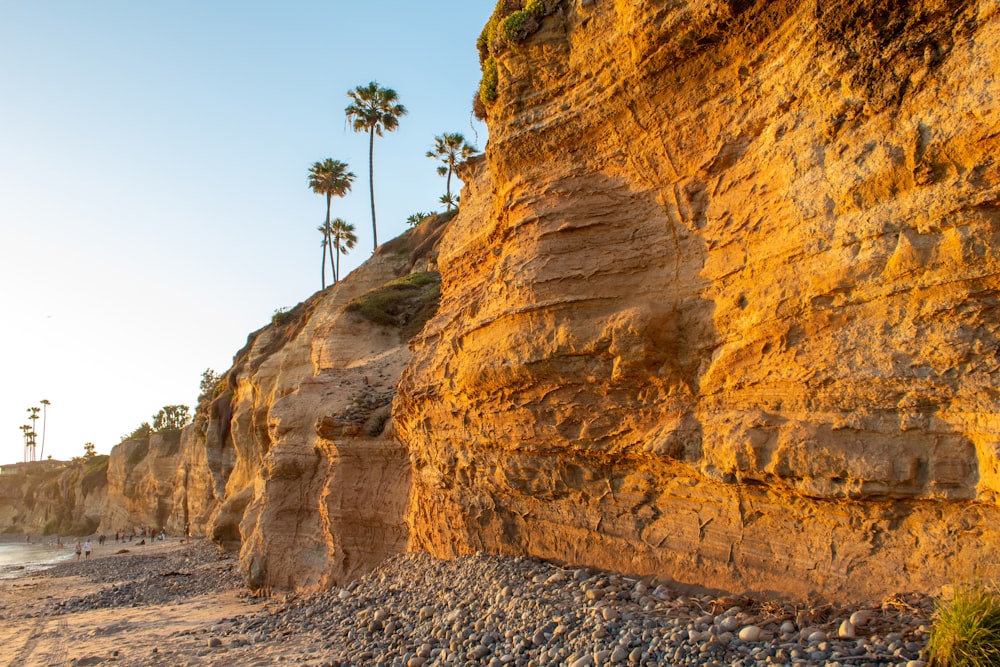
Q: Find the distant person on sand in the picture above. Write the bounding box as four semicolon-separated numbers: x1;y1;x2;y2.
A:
83;539;92;559
75;540;82;561
184;522;190;544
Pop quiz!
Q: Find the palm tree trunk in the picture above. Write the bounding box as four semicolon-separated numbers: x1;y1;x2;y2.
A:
368;128;377;250
324;194;333;288
40;406;46;461
327;239;340;285
321;241;327;290
334;227;340;280
446;165;453;210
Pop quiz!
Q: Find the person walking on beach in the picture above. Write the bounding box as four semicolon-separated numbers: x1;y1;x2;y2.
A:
83;539;92;559
75;540;82;561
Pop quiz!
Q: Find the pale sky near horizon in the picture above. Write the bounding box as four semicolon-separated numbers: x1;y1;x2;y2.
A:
0;1;492;462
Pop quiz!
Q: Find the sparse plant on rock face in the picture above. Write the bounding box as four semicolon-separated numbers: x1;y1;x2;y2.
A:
272;307;291;326
928;582;1000;667
476;0;553;111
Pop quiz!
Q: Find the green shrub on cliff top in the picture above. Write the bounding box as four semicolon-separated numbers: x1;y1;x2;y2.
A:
477;0;551;109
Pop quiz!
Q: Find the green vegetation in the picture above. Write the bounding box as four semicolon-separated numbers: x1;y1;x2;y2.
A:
309;158;355;289
152;405;191;432
346;271;441;337
477;0;550;110
272;307;292;326
406;212;433;227
121;421;152;443
345;81;407;251
82;442;96;459
480;56;499;106
928;583;1000;667
426;133;478;212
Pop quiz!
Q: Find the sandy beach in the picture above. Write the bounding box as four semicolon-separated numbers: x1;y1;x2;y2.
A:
0;539;259;667
0;539;934;667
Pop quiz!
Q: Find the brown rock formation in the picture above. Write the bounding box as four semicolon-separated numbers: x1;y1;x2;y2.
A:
396;0;1000;600
213;217;448;592
0;459;107;535
100;426;224;537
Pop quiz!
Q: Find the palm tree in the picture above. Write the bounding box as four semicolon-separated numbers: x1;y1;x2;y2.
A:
39;399;50;461
308;159;355;290
318;223;331;289
427;133;478;211
19;424;31;462
27;407;39;462
345;82;407;251
439;193;459;211
329;218;357;283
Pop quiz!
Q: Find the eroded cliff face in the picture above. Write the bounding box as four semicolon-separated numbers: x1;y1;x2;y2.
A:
396;0;1000;600
0;460;107;535
209;218;449;592
100;426;225;537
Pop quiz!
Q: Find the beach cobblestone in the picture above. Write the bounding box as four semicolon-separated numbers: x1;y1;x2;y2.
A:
4;543;935;666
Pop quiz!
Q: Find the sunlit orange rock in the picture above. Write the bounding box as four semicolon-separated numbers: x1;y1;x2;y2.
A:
396;0;1000;600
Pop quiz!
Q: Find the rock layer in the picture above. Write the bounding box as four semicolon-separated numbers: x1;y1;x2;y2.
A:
396;0;1000;600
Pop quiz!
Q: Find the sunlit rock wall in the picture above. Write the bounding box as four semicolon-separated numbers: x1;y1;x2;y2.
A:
396;0;1000;600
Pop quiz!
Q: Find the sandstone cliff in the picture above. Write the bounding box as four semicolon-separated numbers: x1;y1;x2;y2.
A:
395;0;1000;600
208;216;449;592
0;459;107;536
4;0;996;603
99;426;225;537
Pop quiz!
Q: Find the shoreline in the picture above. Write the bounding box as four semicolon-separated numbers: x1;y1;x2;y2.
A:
0;540;933;667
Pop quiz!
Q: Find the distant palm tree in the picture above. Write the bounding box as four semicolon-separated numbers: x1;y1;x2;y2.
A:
329;218;358;283
345;82;407;251
427;133;478;211
308;159;355;290
19;424;31;463
39;399;50;461
27;407;39;462
439;193;459;211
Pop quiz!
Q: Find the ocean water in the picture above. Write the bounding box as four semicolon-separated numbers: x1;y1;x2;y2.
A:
0;539;76;579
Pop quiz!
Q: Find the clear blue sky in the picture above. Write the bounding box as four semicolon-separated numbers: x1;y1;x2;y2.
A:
0;1;491;462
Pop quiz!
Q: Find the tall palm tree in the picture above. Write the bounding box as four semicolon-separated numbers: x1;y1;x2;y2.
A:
426;133;478;211
308;159;355;290
329;218;358;283
39;399;50;461
345;82;407;251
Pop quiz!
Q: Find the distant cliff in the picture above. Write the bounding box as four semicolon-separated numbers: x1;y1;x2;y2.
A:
0;458;108;536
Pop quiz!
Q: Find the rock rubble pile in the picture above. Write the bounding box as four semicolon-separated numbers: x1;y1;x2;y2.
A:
189;552;933;667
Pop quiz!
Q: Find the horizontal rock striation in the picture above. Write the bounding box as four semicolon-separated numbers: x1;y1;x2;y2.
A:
396;0;1000;600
